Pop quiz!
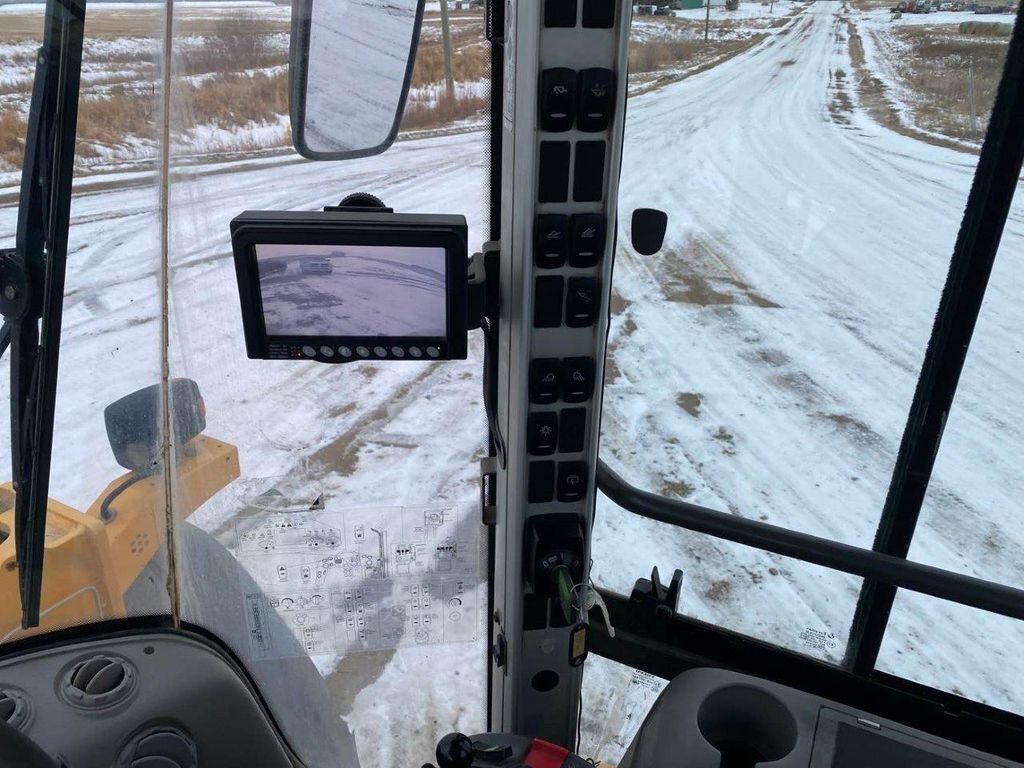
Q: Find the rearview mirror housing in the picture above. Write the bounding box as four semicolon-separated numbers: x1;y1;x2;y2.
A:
104;379;206;471
290;0;426;161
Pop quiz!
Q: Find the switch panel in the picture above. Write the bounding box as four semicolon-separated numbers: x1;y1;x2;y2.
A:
539;141;572;203
528;412;559;456
545;0;578;27
558;462;589;503
561;358;595;402
540;69;577;132
570;214;606;268
573;141;606;202
559;408;587;454
536;214;569;269
578;69;615;132
535;276;565;328
565;277;600;328
582;0;616;28
530;359;562;404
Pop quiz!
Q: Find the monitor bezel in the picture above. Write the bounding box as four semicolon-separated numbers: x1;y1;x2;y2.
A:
231;211;468;363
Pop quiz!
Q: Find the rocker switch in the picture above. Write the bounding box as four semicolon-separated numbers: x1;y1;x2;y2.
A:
578;68;615;132
540;69;577;132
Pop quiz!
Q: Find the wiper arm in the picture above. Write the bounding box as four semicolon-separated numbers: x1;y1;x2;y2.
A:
0;0;87;629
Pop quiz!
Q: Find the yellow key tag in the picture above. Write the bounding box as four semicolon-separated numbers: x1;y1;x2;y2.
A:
570;623;589;667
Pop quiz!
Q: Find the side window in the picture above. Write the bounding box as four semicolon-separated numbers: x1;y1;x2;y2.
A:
597;0;1020;702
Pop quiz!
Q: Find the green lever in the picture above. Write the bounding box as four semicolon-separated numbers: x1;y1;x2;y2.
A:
555;564;575;624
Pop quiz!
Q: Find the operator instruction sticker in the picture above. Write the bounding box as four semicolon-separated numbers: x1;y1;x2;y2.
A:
232;499;482;660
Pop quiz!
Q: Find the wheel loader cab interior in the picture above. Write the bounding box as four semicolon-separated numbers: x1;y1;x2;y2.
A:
0;0;1023;767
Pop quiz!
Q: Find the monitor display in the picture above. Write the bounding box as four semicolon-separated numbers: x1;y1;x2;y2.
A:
255;243;448;338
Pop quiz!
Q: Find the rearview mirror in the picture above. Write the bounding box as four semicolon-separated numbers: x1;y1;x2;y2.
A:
290;0;425;161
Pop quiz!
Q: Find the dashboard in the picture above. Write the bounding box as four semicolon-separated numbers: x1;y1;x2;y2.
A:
0;630;298;768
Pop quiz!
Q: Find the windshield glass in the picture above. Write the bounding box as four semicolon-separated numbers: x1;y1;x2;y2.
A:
596;0;1021;711
0;2;490;766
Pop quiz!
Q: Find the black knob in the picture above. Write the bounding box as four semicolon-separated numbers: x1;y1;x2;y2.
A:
436;732;474;768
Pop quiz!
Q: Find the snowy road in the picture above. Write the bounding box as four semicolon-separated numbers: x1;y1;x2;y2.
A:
0;0;1021;759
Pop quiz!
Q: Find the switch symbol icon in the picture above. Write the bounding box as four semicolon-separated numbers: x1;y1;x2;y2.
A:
539;425;554;438
542;372;557;384
547;229;563;240
565;474;581;486
581;227;596;239
553;85;569;95
572;371;585;383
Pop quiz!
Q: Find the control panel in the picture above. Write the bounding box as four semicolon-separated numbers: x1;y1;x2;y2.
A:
492;0;633;747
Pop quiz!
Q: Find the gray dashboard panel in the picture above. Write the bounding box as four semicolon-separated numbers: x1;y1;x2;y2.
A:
0;631;296;767
619;668;1022;768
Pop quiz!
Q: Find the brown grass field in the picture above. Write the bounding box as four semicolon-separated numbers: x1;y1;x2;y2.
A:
0;5;800;173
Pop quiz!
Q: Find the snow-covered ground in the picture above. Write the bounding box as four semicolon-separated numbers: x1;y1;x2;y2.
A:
0;1;1022;765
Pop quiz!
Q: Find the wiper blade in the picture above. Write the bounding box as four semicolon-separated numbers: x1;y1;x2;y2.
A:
0;0;87;630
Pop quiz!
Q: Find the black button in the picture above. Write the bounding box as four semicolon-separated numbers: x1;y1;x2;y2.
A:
528;412;559;456
545;0;578;27
566;277;600;327
578;68;615;132
562;357;595;402
535;214;569;269
529;461;556;503
559;408;587;453
540;68;576;132
539;141;571;203
534;276;564;328
570;214;606;268
573;141;606;203
558;461;588;502
530;359;561;404
582;0;615;27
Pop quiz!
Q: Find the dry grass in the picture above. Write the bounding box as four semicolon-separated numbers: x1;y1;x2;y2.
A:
629;34;769;95
844;18;1010;147
0;7;784;168
630;39;706;73
0;111;25;169
402;92;489;130
891;24;1009;140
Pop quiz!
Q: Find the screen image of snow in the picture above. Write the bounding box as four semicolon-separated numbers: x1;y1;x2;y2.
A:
256;243;447;337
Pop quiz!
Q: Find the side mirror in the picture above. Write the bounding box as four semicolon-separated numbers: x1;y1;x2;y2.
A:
104;379;206;471
290;0;426;161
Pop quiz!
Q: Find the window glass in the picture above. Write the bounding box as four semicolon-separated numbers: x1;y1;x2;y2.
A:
599;0;1017;668
579;654;668;765
878;591;1024;715
593;493;861;661
879;223;1023;712
165;4;491;768
0;2;171;644
909;233;1022;588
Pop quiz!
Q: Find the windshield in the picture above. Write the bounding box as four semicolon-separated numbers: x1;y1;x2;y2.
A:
0;2;490;767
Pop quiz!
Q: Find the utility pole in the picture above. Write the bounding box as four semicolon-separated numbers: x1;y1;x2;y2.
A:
770;0;775;12
705;0;711;40
968;55;979;139
440;0;456;102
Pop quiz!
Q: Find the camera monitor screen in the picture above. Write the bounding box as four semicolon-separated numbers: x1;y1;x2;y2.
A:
231;210;468;363
256;243;448;338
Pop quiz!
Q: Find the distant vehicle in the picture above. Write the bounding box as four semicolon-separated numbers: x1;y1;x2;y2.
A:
653;4;673;14
300;259;333;275
893;0;931;12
